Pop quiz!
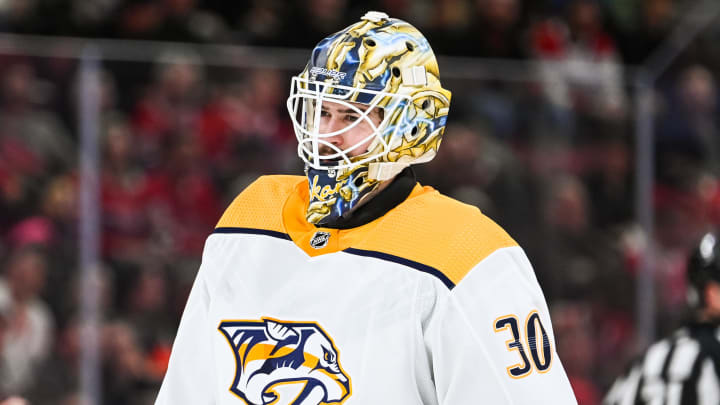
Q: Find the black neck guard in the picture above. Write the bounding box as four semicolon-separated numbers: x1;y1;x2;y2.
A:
318;167;416;230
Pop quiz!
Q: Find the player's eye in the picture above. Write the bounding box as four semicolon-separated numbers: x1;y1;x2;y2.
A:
344;114;359;122
320;110;330;117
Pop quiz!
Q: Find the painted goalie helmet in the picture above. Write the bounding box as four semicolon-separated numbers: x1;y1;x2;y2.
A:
287;11;452;226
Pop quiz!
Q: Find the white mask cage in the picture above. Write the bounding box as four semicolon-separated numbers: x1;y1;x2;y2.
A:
287;75;413;171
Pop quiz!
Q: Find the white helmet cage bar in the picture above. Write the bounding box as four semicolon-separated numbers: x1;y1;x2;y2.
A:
287;75;413;171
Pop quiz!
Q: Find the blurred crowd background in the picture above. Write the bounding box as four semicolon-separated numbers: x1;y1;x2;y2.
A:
0;0;719;404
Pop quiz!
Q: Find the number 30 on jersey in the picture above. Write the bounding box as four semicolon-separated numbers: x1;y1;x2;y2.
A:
493;310;553;379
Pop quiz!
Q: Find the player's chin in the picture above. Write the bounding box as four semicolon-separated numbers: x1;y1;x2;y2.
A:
320;159;342;167
318;153;343;166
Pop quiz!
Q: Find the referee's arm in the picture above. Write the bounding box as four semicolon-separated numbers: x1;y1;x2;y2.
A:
603;333;720;405
603;362;642;405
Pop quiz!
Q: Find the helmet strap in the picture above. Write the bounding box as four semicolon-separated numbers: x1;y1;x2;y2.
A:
367;162;409;181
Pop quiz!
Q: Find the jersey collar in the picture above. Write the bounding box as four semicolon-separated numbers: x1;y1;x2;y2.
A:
282;170;424;257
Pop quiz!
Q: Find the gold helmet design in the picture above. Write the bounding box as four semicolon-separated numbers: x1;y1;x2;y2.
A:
286;11;451;226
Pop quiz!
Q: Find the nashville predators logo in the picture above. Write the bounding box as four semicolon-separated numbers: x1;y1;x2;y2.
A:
218;318;351;405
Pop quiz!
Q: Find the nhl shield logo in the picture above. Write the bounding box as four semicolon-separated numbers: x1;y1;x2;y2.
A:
310;231;331;249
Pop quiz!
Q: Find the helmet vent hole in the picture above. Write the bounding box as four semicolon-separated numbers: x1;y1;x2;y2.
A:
354;177;364;187
365;39;376;47
392;67;401;77
421;99;430;110
411;126;418;136
406;42;414;52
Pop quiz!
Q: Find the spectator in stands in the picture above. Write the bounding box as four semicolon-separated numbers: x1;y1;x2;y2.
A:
116;0;228;42
0;0;42;34
1;63;74;172
101;116;155;263
469;0;525;58
281;0;349;48
27;319;83;403
608;0;677;64
132;50;205;163
538;175;629;304
530;0;626;123
0;62;74;236
102;321;156;405
0;246;53;396
583;136;633;228
238;0;288;46
552;302;602;405
658;65;719;177
125;267;174;347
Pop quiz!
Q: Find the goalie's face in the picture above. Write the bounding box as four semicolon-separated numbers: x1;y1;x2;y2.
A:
317;101;383;159
288;75;400;171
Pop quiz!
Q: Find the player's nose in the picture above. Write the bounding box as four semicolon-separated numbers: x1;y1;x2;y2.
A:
321;118;345;147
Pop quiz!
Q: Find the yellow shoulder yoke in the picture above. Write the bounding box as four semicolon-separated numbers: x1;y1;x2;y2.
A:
216;176;517;288
216;175;305;233
354;189;518;286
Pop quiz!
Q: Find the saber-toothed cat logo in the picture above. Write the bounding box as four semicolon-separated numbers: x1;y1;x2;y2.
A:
218;318;351;404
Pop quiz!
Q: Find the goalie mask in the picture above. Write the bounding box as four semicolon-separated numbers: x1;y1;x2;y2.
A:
287;11;451;227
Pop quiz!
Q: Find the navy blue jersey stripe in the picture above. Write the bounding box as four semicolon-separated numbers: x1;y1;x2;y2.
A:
213;227;292;241
343;247;455;289
211;229;455;289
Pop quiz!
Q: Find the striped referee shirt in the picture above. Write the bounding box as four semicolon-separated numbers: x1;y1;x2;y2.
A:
604;322;720;405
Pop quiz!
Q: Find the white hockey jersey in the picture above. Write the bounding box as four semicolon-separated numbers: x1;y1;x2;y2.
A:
156;175;578;404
